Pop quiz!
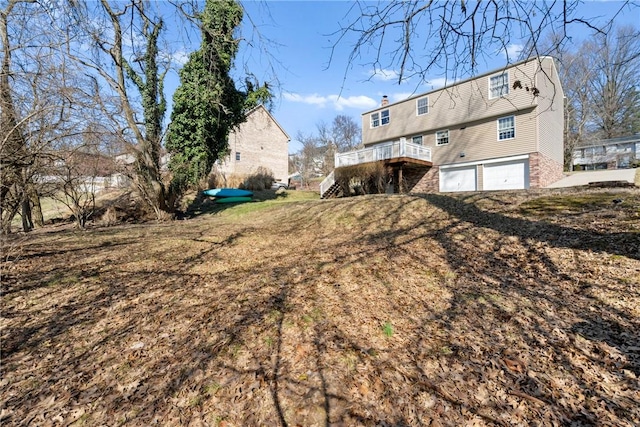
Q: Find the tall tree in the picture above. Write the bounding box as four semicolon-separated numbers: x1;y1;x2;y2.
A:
69;0;171;217
166;0;270;195
1;0;88;233
0;0;30;233
331;114;361;152
583;26;640;139
548;25;640;168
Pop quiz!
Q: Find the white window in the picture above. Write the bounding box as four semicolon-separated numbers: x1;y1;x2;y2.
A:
381;109;390;125
416;97;429;115
490;72;509;99
412;135;423;145
370;112;379;128
436;130;449;146
371;109;390;128
498;116;515;140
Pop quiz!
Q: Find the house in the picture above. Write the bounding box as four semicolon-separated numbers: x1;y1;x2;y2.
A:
572;135;640;170
320;56;564;197
216;104;290;183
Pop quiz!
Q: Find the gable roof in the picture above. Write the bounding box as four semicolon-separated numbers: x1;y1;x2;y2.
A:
245;104;291;141
362;56;559;115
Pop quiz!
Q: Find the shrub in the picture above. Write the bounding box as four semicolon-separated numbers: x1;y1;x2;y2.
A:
335;162;389;196
241;167;275;191
207;166;275;191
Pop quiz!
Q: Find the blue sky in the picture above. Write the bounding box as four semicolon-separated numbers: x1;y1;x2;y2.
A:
165;1;640;154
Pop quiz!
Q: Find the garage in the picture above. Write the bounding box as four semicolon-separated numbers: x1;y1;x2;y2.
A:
483;159;529;190
439;165;477;192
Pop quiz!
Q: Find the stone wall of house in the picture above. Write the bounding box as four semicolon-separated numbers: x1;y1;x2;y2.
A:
218;106;289;183
529;152;564;188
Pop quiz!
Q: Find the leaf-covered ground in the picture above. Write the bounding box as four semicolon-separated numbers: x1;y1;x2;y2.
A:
2;188;639;426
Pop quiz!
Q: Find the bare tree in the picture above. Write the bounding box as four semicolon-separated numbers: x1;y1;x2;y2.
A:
331;114;361;152
1;0;89;233
332;1;636;86
67;0;172;218
545;25;640;168
582;26;640;139
290;131;323;188
1;0;33;233
45;148;113;229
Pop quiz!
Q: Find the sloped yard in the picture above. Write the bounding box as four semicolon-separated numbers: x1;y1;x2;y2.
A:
1;187;639;426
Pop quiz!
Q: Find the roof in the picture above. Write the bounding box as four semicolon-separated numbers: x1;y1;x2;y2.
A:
576;134;640;149
245;104;291;141
362;56;558;115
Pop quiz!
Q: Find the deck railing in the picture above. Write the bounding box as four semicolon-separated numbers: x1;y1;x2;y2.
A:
319;170;335;197
334;138;432;168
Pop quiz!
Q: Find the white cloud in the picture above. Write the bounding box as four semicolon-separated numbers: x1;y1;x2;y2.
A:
390;92;414;103
171;50;190;66
503;43;524;60
370;68;400;82
283;92;378;111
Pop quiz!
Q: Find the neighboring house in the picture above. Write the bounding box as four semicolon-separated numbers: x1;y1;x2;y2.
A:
216;104;290;183
114;151;170;189
572;135;640;170
38;150;121;194
320;56;565;197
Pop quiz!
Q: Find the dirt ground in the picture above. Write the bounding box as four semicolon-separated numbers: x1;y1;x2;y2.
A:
1;187;639;426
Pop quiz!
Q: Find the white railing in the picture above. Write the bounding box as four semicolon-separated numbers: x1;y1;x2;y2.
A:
319;169;335;197
335;138;432;168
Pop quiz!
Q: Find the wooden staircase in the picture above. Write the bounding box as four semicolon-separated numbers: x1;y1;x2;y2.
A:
319;170;341;199
321;181;341;199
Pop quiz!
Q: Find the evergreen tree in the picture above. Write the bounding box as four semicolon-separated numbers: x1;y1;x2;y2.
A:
166;0;270;193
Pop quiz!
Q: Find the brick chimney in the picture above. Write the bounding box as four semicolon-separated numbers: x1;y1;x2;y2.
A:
381;95;389;107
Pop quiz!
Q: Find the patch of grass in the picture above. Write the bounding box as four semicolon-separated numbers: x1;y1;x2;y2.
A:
440;346;453;355
519;193;623;216
382;321;394;337
211;191;320;219
189;395;204;407
204;382;221;397
46;273;80;287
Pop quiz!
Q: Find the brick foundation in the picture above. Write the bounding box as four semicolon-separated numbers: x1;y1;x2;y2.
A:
529;152;564;188
408;166;439;194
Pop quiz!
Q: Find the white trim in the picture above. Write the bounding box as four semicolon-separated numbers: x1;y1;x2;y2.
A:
416;96;429;116
435;129;449;146
497;115;515;140
380;108;390;126
370;111;380;128
439;154;529;169
489;72;509;99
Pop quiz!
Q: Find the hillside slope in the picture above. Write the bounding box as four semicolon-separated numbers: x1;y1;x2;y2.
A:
2;188;639;426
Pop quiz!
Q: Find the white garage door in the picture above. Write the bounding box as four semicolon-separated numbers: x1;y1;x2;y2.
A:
440;166;477;192
483;160;529;190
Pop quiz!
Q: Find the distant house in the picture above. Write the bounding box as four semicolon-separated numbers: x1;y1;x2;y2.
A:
38;150;121;193
572;135;640;170
321;56;565;197
216;104;290;183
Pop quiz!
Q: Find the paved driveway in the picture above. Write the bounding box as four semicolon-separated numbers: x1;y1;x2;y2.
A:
546;169;638;188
